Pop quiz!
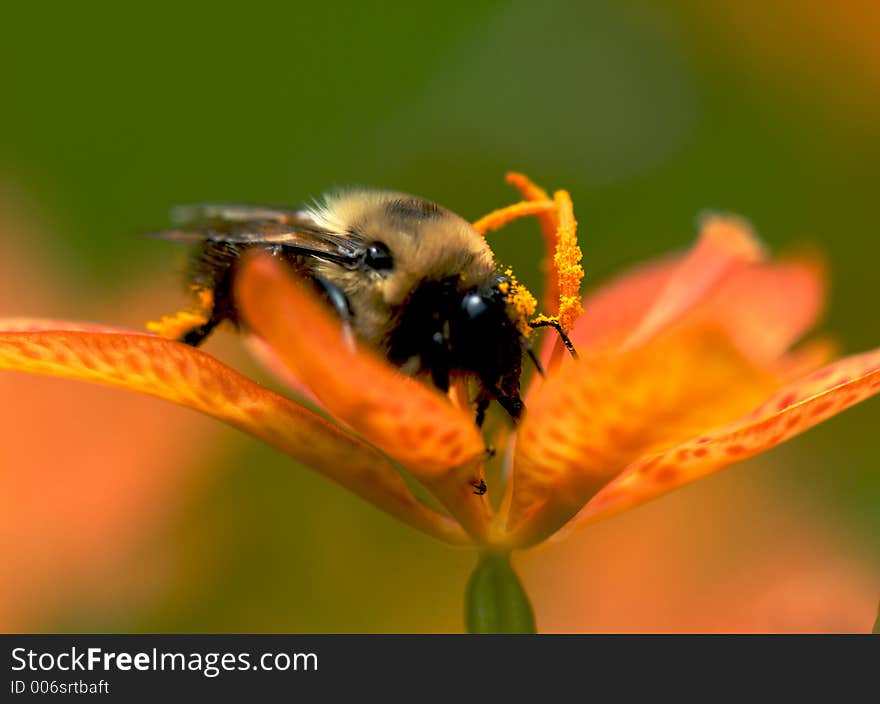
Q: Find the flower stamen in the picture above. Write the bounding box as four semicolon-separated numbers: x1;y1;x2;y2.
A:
503;174;584;333
472;199;556;236
550;189;584;333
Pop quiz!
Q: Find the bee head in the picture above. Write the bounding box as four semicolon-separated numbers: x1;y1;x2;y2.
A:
387;273;524;415
455;275;515;341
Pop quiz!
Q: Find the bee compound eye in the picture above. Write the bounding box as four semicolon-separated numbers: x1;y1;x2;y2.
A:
461;292;490;321
363;242;393;271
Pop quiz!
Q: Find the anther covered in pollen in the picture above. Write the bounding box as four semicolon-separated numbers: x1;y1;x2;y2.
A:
504;173;584;335
550;189;584;333
473;175;584;339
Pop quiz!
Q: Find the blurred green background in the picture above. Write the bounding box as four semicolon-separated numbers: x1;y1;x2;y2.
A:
1;1;878;632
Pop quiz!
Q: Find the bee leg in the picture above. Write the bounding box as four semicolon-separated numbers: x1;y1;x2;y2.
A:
520;333;545;377
475;390;491;428
429;330;451;392
179;319;221;347
314;276;356;350
498;395;524;421
528;319;578;358
491;386;524;423
177;284;234;347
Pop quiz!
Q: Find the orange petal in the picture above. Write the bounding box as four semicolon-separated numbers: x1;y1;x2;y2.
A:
563;255;681;353
243;333;324;407
565;250;823;366
0;317;135;334
0;328;467;544
567;346;880;531
420;458;494;545
620;214;765;351
235;253;484;478
689;255;826;366
506;326;779;548
774;336;838;381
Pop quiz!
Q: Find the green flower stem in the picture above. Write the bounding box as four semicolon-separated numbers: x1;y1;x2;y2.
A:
465;550;536;634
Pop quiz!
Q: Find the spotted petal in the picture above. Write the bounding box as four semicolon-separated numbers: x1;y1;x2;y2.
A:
507;326;780;547
0;325;466;543
0;318;134;334
235;253;485;478
565;256;680;352
564;228;823;364
564;346;880;533
619;215;765;351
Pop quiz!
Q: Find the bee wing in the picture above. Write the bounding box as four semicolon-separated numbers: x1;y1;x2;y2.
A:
147;204;361;265
169;203;310;227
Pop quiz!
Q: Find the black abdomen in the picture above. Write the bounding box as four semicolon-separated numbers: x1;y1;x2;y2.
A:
188;240;250;326
184;241;315;342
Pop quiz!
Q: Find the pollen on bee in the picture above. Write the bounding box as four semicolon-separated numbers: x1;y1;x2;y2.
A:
529;312;558;328
193;286;214;309
502;267;538;335
472;175;584;336
146;286;214;340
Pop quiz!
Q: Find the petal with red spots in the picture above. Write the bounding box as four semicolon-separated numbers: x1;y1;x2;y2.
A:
0;328;466;543
567;346;880;532
508;327;778;547
565;254;823;367
235;253;484;478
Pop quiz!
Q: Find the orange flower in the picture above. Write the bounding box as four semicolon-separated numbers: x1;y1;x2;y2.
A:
1;174;878;558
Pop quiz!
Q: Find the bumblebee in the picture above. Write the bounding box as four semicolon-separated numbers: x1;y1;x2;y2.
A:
149;189;555;425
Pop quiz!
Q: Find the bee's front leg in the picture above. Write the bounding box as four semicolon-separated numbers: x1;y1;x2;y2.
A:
475;389;491;428
495;391;524;422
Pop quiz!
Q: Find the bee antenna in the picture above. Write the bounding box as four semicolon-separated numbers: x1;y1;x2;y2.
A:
520;334;545;377
528;319;578;359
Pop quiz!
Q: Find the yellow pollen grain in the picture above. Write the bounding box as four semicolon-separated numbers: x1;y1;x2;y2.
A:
146;287;214;340
503;267;538;335
475;173;585;334
194;286;214;309
529;313;557;327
